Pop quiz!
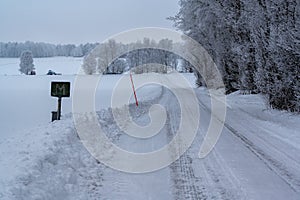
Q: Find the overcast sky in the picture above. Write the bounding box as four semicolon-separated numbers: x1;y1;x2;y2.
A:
0;0;180;45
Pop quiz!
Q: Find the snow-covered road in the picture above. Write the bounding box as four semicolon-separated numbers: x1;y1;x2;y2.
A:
0;73;299;199
96;74;300;199
194;89;300;199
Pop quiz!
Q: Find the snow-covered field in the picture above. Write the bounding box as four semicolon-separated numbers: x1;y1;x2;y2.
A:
0;57;82;75
0;58;299;199
0;74;165;199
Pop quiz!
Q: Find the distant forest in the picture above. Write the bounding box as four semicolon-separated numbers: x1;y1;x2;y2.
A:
0;41;98;58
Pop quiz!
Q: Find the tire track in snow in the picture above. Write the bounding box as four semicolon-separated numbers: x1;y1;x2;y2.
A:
232;107;300;163
167;118;207;200
198;96;300;193
160;77;242;199
223;122;300;192
160;86;207;200
166;105;241;200
199;149;247;200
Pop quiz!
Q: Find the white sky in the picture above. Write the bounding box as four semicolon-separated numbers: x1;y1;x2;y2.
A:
0;0;180;45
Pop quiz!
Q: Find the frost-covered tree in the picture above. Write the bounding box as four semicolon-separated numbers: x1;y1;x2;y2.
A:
81;37;213;75
19;51;34;75
82;54;97;75
170;0;242;93
71;46;84;57
0;41;98;58
96;39;122;74
109;58;128;74
171;0;300;112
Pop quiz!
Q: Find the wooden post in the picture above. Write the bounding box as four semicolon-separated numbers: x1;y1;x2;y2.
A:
57;97;62;120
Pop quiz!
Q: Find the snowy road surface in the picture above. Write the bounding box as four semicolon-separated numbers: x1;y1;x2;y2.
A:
0;73;300;199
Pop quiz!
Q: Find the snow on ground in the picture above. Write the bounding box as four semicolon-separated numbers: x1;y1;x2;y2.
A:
0;56;83;139
0;72;166;199
1;69;299;199
0;57;82;75
195;88;300;199
0;68;194;141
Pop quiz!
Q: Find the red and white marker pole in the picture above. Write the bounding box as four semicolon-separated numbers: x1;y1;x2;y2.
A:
130;72;139;106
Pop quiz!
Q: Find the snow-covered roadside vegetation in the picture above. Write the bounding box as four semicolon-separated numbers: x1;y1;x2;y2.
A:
170;0;300;112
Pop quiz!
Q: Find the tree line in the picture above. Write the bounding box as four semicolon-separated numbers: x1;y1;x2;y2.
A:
0;41;98;58
82;38;193;75
170;0;299;112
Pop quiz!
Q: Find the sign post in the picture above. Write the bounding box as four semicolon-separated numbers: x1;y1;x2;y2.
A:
51;81;71;121
57;96;62;120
